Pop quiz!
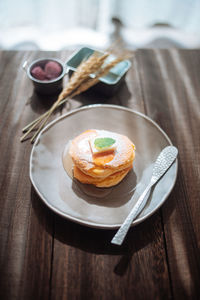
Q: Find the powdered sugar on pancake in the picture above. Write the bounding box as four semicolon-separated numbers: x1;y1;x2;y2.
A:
69;130;96;169
70;129;134;168
94;130;134;167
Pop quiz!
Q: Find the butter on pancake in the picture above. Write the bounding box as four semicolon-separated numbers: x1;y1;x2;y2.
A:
67;129;135;188
89;135;117;154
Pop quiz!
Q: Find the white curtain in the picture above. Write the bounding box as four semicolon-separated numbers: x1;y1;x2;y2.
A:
0;0;99;30
111;0;200;33
0;0;199;50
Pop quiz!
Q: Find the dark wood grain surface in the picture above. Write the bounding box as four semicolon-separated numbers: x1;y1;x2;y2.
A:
0;49;199;300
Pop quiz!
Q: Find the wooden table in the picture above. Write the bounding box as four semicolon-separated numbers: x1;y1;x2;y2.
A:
0;49;199;300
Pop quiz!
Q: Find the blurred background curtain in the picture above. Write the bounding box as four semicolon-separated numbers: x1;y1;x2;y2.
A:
0;0;200;50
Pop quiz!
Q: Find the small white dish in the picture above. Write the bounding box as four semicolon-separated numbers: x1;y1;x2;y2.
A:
30;104;178;229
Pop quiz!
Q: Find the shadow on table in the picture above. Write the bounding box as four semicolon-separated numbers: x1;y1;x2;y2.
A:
26;81;131;114
71;169;136;208
26;90;60;113
31;181;176;276
75;81;132;107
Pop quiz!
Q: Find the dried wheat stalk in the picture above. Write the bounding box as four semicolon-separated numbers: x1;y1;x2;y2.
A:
21;52;109;141
29;54;111;143
21;50;130;143
22;97;68;133
72;56;127;96
57;52;109;101
20;97;70;142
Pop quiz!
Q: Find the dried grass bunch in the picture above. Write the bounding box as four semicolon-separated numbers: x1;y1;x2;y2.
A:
21;49;130;143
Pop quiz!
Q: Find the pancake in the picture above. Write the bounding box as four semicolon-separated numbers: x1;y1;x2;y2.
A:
69;129;135;180
64;129;135;188
73;165;132;188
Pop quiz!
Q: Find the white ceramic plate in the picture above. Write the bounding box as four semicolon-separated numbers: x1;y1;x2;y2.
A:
30;104;178;229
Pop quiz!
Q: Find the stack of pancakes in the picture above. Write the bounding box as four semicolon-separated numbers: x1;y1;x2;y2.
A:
68;129;135;188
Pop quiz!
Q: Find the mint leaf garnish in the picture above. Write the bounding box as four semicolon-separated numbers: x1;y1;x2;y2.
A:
94;137;116;149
